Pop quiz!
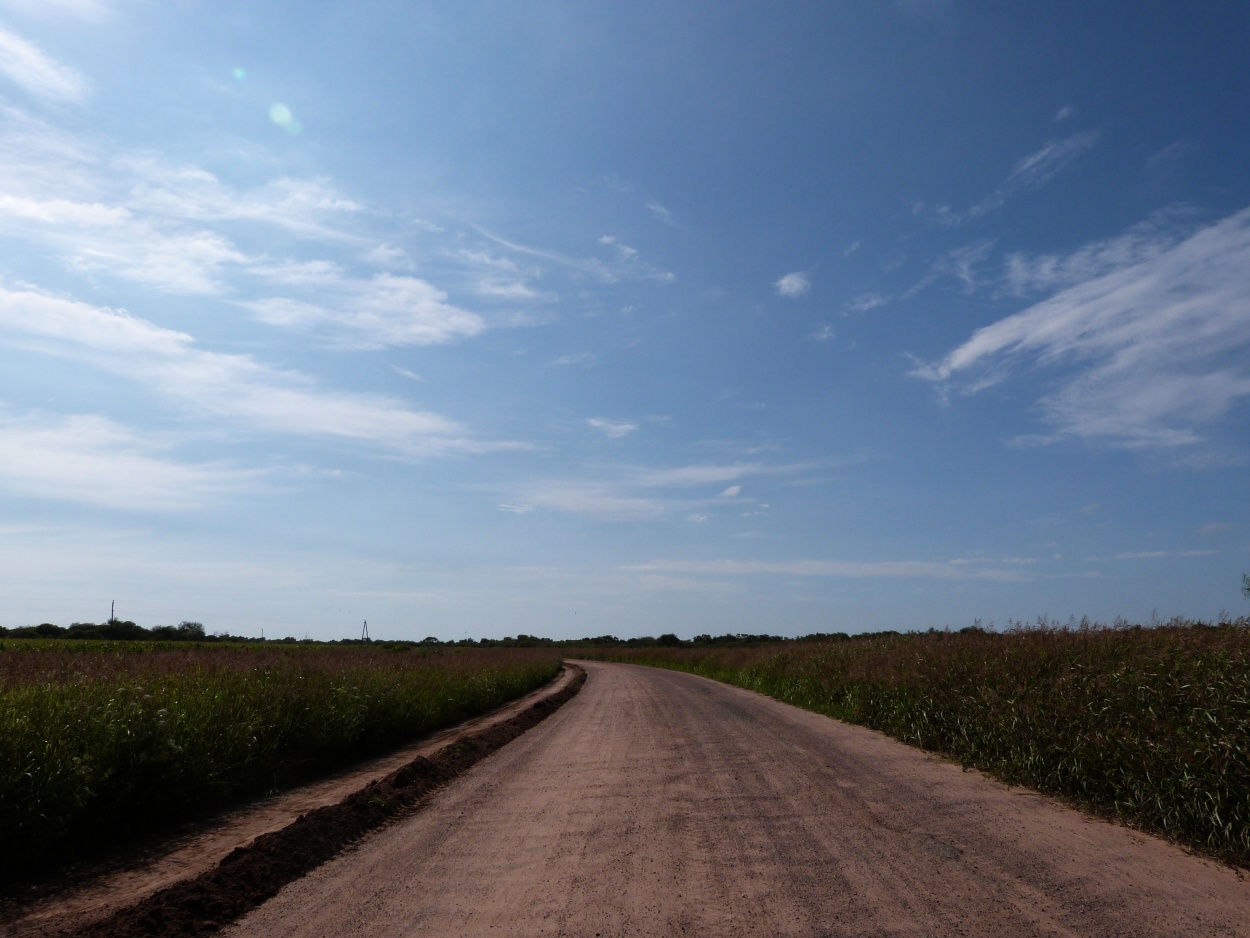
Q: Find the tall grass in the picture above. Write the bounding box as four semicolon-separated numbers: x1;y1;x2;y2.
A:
0;641;562;878
589;619;1250;866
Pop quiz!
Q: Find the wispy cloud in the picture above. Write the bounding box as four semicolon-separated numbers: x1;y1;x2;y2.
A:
0;0;111;20
0;285;512;455
810;325;836;342
1054;105;1074;122
1100;550;1217;561
1001;212;1182;297
646;201;676;225
475;227;674;286
913;207;1250;452
0;27;88;103
245;274;485;349
930;132;1101;227
587;417;638;439
0;122;372;295
551;352;595;366
517;482;669;522
775;272;810;297
0;411;260;510
969;132;1100;218
498;503;534;514
628;557;1029;582
441;247;544;301
506;459;842;522
845;292;887;312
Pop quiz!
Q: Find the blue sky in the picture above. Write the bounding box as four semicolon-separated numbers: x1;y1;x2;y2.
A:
1;0;1248;639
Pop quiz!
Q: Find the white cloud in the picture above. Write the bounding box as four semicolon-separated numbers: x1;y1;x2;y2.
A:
498;503;534;514
0;27;88;103
1055;105;1075;122
246;274;485;348
1102;550;1217;561
647;202;675;225
587;417;638;439
476;227;674;286
810;325;836;342
1007;131;1101;190
0;128;372;295
941;241;994;292
365;243;409;268
505;459;840;523
1001;213;1181;297
968;132;1100;219
925;133;1102;227
0;285;508;455
0;0;110;19
551;352;596;366
123;164;361;237
914;207;1250;452
444;248;543;301
0;411;259;510
629;558;1028;582
775;272;810;298
845;292;887;312
520;482;668;522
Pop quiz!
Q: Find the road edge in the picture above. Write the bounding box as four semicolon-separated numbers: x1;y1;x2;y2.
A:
73;663;587;938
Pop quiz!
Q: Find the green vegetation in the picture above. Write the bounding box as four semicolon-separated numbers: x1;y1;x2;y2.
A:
587;617;1250;866
0;641;562;879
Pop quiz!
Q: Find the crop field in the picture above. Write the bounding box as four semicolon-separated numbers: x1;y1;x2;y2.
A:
587;619;1250;866
0;641;563;879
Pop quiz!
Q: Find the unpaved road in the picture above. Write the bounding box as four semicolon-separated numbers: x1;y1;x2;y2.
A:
228;661;1250;937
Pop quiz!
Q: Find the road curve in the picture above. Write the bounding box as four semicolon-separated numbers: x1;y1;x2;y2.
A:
227;661;1250;937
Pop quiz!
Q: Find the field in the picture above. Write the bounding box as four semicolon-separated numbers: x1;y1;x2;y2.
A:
586;618;1250;866
0;640;563;879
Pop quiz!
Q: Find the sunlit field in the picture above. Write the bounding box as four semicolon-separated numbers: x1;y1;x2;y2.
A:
586;618;1250;866
0;641;562;878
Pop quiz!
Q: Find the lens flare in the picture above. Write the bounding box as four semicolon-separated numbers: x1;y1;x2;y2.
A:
232;67;247;81
268;102;302;134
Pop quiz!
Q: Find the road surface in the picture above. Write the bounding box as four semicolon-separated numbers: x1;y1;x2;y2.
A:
227;661;1250;937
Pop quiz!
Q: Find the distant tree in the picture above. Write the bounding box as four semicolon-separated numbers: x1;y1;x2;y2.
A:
1243;572;1250;600
97;620;146;640
656;633;683;647
177;621;206;638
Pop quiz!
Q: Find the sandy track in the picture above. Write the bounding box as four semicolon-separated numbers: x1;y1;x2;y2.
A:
228;661;1250;937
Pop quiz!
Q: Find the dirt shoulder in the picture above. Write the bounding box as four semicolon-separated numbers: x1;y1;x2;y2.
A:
2;665;585;938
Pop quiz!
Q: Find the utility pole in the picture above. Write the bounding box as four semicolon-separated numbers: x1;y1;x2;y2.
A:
361;619;370;642
110;600;115;624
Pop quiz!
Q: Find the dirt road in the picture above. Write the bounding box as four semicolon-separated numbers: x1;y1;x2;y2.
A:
227;661;1250;937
